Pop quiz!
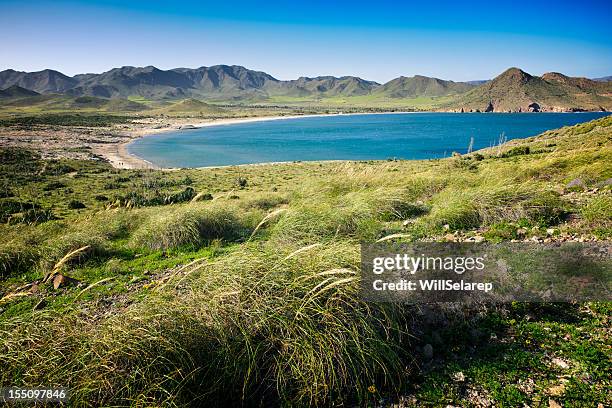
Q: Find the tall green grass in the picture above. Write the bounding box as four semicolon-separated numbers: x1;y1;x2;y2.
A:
130;203;255;250
0;242;409;406
0;116;610;406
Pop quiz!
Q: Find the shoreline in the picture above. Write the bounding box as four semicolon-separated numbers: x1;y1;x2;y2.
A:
111;111;413;170
108;110;610;170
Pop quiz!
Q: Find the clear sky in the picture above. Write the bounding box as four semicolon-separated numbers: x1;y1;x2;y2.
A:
1;0;611;82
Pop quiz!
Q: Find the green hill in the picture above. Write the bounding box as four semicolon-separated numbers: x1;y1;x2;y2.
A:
373;75;475;98
266;76;379;97
0;94;148;113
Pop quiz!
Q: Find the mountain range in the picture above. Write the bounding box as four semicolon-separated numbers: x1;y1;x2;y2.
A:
0;65;610;112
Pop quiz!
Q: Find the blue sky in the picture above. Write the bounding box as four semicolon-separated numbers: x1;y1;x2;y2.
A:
1;0;611;82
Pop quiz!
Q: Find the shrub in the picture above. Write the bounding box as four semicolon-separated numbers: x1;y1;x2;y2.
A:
42;162;75;176
427;196;480;230
0;243;40;277
0;200;41;222
271;196;381;243
236;177;248;188
68;200;86;209
422;185;563;230
130;204;249;250
502;146;530;158
7;208;56;225
116;187;197;208
472;153;485;161
243;193;289;210
43;181;66;191
46;231;108;266
523;192;568;226
581;196;612;222
483;222;518;242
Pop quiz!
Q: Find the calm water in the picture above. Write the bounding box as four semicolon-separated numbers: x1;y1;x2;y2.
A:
128;112;610;168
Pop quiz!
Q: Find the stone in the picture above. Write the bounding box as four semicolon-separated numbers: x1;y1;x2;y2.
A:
528;102;541;112
552;358;570;369
565;178;585;190
52;274;79;290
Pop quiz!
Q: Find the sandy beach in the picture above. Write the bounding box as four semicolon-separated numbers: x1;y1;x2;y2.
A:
0;112;387;170
108;114;336;169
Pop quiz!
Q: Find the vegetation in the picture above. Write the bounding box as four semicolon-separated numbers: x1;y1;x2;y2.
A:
0;113;136;127
0;117;610;406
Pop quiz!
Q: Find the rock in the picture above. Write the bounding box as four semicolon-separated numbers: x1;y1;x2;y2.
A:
565;178;585;190
466;388;493;407
552;358;570;369
549;399;562;408
547;383;566;396
444;234;456;242
596;178;612;188
443;224;450;231
422;343;434;360
473;235;485;243
546;228;556;236
52;274;79;290
485;101;494;112
528;102;541;112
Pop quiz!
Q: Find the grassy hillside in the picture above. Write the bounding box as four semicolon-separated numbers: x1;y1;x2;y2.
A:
153;98;227;116
0;117;610;406
0;93;149;115
372;75;475;98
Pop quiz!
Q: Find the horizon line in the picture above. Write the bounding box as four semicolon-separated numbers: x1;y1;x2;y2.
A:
1;64;610;84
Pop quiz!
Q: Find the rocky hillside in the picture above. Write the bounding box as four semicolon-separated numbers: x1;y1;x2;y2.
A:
446;68;612;112
0;69;78;93
0;66;474;101
267;76;379;97
0;85;40;99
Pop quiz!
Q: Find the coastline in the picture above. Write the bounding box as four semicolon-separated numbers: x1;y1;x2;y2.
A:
110;111;412;170
108;110;610;170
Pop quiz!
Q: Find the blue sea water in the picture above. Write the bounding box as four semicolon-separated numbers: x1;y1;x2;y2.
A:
127;112;610;168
